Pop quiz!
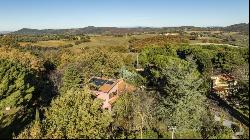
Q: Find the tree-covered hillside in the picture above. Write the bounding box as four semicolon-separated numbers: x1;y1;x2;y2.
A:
224;23;249;35
11;23;249;35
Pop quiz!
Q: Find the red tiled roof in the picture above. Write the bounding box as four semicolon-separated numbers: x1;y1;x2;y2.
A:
99;84;113;93
213;86;226;92
220;74;234;81
118;80;126;92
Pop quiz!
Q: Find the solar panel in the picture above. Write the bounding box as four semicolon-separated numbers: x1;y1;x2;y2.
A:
106;81;114;85
89;78;112;87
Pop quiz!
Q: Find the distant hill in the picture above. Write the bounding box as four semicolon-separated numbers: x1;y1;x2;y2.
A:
223;23;249;34
12;26;162;35
0;31;11;34
11;23;248;35
12;26;221;35
12;28;74;35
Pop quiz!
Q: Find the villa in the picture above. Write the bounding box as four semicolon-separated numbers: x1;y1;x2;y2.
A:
89;77;135;111
211;74;237;98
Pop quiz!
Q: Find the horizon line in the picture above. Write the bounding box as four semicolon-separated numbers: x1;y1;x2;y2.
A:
1;22;249;32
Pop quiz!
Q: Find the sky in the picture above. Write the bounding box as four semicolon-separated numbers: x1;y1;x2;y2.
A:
0;0;249;31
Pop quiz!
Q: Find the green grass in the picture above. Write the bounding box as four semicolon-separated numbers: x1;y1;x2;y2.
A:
34;40;75;47
17;34;161;49
19;40;75;47
74;35;130;49
75;34;157;49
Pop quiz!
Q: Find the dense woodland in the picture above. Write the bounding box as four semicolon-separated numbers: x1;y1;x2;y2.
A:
0;23;249;139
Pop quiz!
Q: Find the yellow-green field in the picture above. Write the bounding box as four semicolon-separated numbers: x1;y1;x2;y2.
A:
34;40;75;47
19;40;74;47
75;34;156;49
18;34;157;48
75;36;129;48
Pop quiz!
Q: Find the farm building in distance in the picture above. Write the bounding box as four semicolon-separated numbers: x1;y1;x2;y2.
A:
211;74;237;98
89;77;135;111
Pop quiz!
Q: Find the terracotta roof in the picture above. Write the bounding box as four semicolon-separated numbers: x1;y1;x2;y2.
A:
118;80;126;91
213;86;226;92
91;77;136;94
99;84;113;93
224;75;234;81
117;80;136;92
126;83;136;92
211;74;235;81
220;74;234;81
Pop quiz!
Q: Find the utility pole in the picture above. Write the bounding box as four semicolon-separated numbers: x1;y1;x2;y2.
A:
136;53;139;69
101;69;104;78
169;126;177;139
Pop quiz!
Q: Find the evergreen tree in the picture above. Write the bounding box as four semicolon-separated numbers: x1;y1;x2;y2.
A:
61;64;83;92
0;59;35;132
17;87;113;139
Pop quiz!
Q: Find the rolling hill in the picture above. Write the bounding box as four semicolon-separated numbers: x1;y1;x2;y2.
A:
223;23;249;34
11;23;248;35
